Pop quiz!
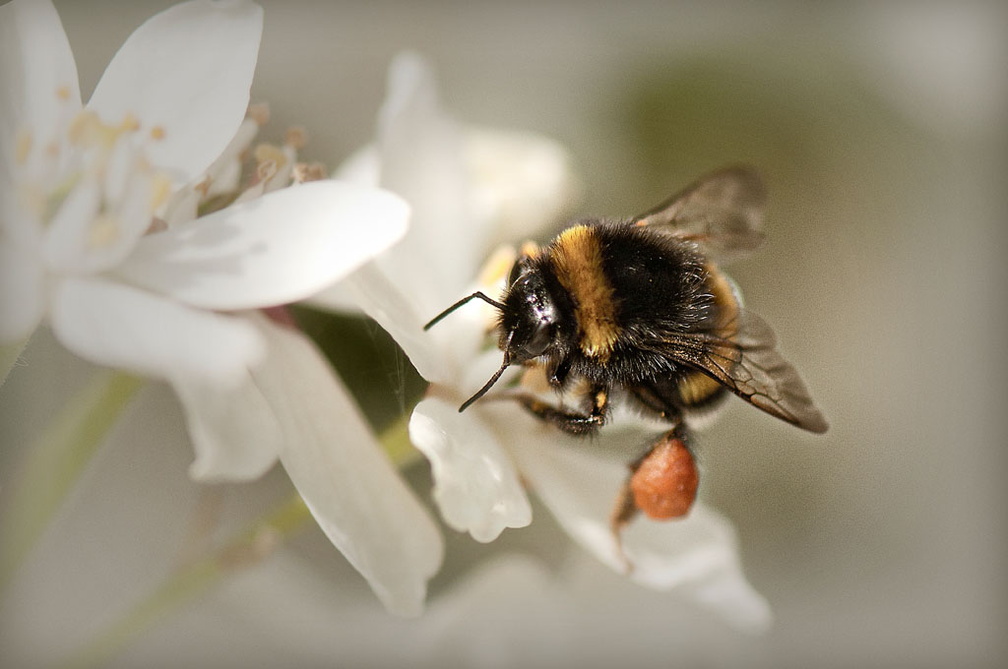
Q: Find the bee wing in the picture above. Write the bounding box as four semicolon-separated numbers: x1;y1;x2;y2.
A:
653;310;828;433
631;166;766;263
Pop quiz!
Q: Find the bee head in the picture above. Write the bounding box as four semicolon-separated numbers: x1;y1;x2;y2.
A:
500;266;560;364
422;260;563;413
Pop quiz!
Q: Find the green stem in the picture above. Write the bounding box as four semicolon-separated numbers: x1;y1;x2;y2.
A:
0;370;144;593
56;414;420;668
1;338;28;385
60;495;313;669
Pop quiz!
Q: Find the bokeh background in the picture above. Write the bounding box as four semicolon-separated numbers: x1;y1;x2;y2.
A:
2;1;1005;667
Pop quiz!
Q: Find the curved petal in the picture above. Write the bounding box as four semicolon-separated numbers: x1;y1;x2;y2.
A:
332;144;381;188
508;428;772;633
50;276;264;385
41;166;156;275
310;147;384;312
418;555;579;667
0;0;81;184
339;247;508;386
371;52;476;312
250;314;443;616
339;262;448;383
172;363;281;482
114;181;409;310
464;128;579;247
409;397;532;542
619;504;772;633
87;0;263;183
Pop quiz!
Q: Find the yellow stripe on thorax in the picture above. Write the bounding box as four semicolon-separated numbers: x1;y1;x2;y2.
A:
550;225;619;360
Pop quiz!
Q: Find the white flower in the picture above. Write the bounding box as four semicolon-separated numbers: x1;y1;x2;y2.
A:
332;52;771;631
0;0;400;378
0;0;442;616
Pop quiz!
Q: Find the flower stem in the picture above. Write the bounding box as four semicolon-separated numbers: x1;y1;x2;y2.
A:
1;338;28;385
56;415;419;668
0;370;144;594
59;494;313;669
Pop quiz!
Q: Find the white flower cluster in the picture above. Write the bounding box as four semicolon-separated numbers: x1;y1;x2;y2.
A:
0;0;436;617
1;0;769;630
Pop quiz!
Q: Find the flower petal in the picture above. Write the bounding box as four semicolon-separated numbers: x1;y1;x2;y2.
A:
86;0;263;183
41;165;155;275
464;127;579;247
338;263;449;383
332;144;381;188
172;362;281;482
310;147;386;313
114;180;409;310
370;52;478;312
304;281;359;314
249;314;443;616
619;504;772;633
509;428;772;632
417;555;579;667
409;397;532;542
0;0;81;184
337;243;509;386
50;276;264;385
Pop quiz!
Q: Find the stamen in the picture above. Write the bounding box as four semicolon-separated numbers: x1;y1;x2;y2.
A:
56;85;72;101
254;144;286;169
520;241;542;258
284;126;306;150
194;175;213;197
252;144;286;186
149;125;166;141
248;102;270;126
88;214;121;248
150;174;173;211
255;159;278;183
292;161;326;183
18;184;46;217
68;111;103;147
15;129;32;165
478;245;519;287
120;113;140;133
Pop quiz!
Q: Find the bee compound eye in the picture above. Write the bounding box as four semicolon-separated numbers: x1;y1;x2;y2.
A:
525;321;553;357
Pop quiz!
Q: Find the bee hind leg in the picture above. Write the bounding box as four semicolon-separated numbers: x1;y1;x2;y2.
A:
609;482;639;573
609;426;700;571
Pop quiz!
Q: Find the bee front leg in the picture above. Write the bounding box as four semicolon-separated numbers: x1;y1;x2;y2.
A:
511;384;609;436
609;425;699;570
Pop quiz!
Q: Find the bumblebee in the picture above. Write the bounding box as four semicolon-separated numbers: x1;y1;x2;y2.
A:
425;166;827;539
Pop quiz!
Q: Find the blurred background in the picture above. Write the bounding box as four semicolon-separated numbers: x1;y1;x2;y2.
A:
2;1;1006;667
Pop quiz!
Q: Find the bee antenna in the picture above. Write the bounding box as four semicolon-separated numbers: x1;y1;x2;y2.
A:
424;291;505;330
458;353;511;413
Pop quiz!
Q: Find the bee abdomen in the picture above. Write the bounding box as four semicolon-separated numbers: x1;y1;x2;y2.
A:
673;263;741;411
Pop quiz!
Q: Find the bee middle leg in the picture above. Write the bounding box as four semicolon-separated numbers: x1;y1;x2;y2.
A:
510;384;609;436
